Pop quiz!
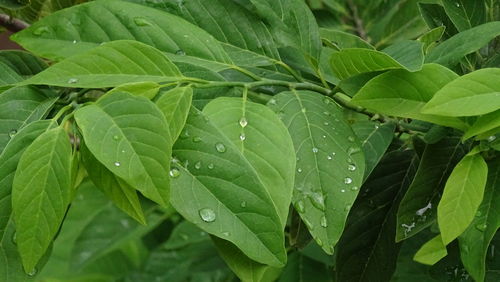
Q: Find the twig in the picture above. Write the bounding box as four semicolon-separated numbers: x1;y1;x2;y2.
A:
0;14;29;33
347;0;367;41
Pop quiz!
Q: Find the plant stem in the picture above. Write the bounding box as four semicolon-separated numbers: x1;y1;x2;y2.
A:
0;14;29;32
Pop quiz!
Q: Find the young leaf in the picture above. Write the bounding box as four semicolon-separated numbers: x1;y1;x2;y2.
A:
438;153;488;245
351;121;395;180
12;126;73;272
351;64;467;130
330;42;423;81
442;0;486;32
425;21;500;66
336;150;418;282
319;28;375;50
107;81;161;100
0;62;23;87
0;86;56;152
417;26;445;52
21;40;183;88
74;91;172;206
418;3;458;39
397;136;468;241
422;68;500;117
170;100;294;267
0;120;54;239
212;237;282;282
267;91;365;254
459;158;500;282
0;219;30;282
80;143;146;225
463;110;500;140
155;87;193;143
11;0;231;64
413;235;448;265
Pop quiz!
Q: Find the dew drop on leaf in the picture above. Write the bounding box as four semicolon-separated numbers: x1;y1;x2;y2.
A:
323;111;330;116
295;200;305;213
348;164;356;171
303;218;314;230
327;155;333;160
192;136;202;143
194;161;202;170
476;223;487;232
169;168;180;178
175;49;186;56
323;121;329;126
322;135;327;139
114;162;121;167
33;26;49;36
268;98;277;105
309;192;326;211
67;78;78;84
215;142;226;153
113;135;120;141
344;204;352;211
488;135;497;142
239;117;248;128
222;231;230;237
351;186;359;191
134;17;152;26
341;189;346;193
312;147;319;153
297;168;303;173
323;98;330;104
180;130;189;139
11;232;16;245
199;208;216;223
207;163;215;170
348;147;361;155
240;201;247;208
239;133;246;141
316;238;323;246
320;215;328;228
8;129;17;138
301;108;306;113
344;177;353;184
26;268;37;277
347;136;355;142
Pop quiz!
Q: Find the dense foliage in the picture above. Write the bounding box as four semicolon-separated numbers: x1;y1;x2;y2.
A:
0;0;499;281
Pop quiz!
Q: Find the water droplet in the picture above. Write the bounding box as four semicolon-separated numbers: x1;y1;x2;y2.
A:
33;26;49;36
348;147;361;155
344;204;352;211
320;216;327;228
72;40;77;44
374;124;380;129
180;130;189;139
175;49;186;56
240;201;247;208
401;223;415;235
348;164;356;171
455;2;460;7
295;200;305;213
67;78;78;84
239;133;246;141
488;135;497;142
215;142;226;153
323;111;330;116
192;136;202;143
323;98;331;104
8;129;17;138
239;117;248;127
341;189;346;193
344;177;353;184
11;232;16;245
316;238;323;246
323;121;329;126
322;135;327;139
415;202;432;216
199;208;216;223
207;163;215;169
297;168;303;173
134;17;152;26
194;161;202;170
312;147;319;153
114;162;121;167
169;168;180;178
347;136;355;142
26;268;37;277
327;155;333;160
113;135;120;141
309;193;326;211
268;98;277;105
303;218;314;230
301;108;306;113
222;231;230;236
476;223;487;232
476;210;483;217
351;186;359;191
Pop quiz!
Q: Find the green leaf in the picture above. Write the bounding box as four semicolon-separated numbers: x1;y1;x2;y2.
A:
12;0;231;64
0;219;30;282
459;158;500;282
0;120;54;239
413;235;448;265
463;110;500;140
352;64;467;130
12;126;73;272
330;40;423;80
170;98;295;267
155;87;193;143
70;201;167;269
438;154;488;245
0;86;56;152
0;50;47;77
107;81;161;100
417;26;445;53
419;3;458;39
267;91;365;254
425;21;500;66
80;143;146;225
74;91;172;206
0;0;29;9
336;150;418;282
396;136;468;241
278;252;331;282
319;28;375;49
212;237;282;282
442;0;486;32
422;68;500;117
351;121;395;180
21;40;183;88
